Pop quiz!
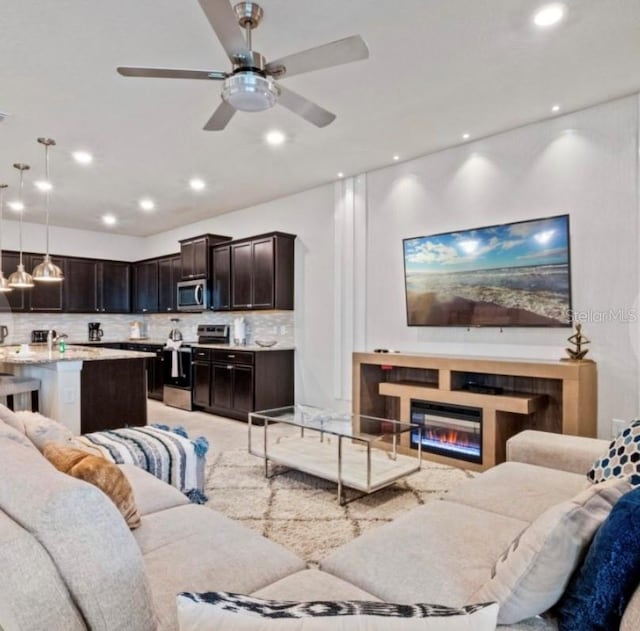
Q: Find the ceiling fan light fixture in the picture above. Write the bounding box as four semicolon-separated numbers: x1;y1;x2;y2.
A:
222;72;278;112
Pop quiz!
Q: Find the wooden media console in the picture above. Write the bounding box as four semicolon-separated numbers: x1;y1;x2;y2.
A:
353;352;597;471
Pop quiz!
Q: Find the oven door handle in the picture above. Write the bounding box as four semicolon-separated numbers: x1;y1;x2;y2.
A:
195;284;203;306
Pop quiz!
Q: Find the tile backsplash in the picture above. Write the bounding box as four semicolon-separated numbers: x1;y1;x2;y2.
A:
0;310;295;346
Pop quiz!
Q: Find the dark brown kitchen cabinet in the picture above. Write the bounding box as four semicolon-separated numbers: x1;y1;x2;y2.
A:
158;254;181;313
192;352;212;408
64;258;131;313
99;261;131;313
0;252;24;312
179;234;231;280
192;348;294;421
26;255;66;312
64;258;99;312
211;244;231;310
230;232;295;311
133;259;159;313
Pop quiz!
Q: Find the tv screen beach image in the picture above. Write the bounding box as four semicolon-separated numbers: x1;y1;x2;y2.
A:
403;215;571;327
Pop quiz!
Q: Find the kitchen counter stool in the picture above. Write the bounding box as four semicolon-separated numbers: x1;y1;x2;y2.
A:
0;376;40;412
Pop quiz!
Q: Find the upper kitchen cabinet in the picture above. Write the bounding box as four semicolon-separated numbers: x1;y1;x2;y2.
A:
99;261;131;313
179;234;231;280
0;252;25;312
158;254;181;312
65;258;132;313
230;232;295;311
64;258;99;312
133;259;159;313
211;244;231;310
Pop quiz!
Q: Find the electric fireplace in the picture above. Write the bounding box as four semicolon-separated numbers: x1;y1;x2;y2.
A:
410;400;482;464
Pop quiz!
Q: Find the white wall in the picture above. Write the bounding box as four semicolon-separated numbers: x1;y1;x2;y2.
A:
362;96;639;437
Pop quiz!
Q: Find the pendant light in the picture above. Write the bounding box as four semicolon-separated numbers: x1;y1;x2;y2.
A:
32;137;63;282
8;163;34;289
0;184;12;292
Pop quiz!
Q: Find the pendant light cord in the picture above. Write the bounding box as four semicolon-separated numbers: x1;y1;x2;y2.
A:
44;143;50;256
18;169;24;267
0;186;5;264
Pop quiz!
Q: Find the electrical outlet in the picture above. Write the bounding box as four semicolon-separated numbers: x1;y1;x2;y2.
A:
279;325;287;335
611;418;627;438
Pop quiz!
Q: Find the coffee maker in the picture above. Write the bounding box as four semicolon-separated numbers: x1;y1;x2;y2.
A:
88;322;103;342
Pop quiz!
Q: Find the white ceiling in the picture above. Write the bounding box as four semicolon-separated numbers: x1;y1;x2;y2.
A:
1;0;639;237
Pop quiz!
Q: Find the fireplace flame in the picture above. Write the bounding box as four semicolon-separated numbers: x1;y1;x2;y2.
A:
426;428;471;448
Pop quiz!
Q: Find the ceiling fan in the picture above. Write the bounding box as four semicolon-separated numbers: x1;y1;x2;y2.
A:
117;0;369;131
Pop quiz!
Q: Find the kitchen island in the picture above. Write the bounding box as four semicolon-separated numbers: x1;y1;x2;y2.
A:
0;345;154;434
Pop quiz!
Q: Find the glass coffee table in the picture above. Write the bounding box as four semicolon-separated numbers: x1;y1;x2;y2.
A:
249;404;422;505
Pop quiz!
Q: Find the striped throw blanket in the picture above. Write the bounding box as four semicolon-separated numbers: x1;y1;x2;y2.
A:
76;425;209;504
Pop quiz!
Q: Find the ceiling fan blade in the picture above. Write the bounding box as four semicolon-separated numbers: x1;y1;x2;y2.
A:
266;35;369;79
203;100;236;130
198;0;249;62
276;85;336;128
117;67;227;80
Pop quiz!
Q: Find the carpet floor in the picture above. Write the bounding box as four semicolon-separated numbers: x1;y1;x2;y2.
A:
204;437;475;566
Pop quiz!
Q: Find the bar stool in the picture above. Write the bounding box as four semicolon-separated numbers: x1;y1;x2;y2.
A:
0;376;41;412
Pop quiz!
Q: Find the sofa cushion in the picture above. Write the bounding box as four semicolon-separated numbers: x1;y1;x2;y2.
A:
556;486;640;630
621;584;640;631
0;403;26;433
136;504;305;631
15;409;75;451
587;419;640;484
0;412;38;451
470;476;631;624
43;442;141;529
0;508;86;631
321;500;528;606
119;463;190;516
0;434;156;631
176;591;499;630
445;461;588;523
253;570;381;602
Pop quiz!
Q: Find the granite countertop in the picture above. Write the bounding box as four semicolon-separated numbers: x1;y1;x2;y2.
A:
0;344;155;364
73;339;295;352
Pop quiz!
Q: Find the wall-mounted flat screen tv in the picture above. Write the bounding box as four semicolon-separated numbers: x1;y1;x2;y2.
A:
403;214;572;327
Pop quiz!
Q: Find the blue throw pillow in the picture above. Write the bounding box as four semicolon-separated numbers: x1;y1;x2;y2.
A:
557;486;640;630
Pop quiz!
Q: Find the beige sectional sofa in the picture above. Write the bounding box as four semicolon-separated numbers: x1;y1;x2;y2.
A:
0;411;638;630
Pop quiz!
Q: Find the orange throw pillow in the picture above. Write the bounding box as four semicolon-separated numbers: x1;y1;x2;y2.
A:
43;443;141;529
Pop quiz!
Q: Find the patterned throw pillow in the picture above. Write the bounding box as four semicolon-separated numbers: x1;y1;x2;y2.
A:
587;420;640;484
177;592;498;630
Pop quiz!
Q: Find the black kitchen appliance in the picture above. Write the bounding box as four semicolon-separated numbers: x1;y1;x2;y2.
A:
88;322;103;342
32;329;55;343
197;324;230;345
163;341;194;411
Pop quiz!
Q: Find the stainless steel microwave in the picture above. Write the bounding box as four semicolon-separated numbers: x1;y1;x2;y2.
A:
177;279;208;312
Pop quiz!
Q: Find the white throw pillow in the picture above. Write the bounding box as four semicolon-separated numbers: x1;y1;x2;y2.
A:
15;411;75;452
176;592;498;630
470;476;631;624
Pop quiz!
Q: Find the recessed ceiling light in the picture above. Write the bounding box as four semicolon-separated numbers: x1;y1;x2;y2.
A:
102;214;117;226
337;172;344;178
72;151;93;165
533;3;566;27
393;155;400;161
551;104;561;113
189;178;206;191
265;130;286;146
139;198;155;211
462;133;470;140
8;201;24;212
34;180;53;192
